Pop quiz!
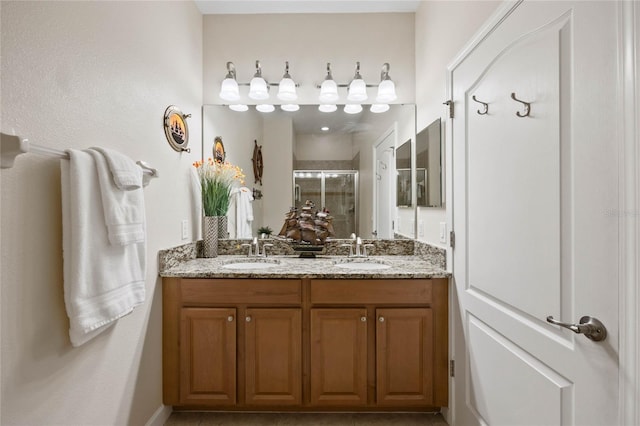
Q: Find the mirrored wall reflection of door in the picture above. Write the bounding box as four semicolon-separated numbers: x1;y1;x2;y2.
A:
293;170;358;239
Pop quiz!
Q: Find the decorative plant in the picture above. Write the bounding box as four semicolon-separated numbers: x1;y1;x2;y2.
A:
193;158;245;216
257;226;273;236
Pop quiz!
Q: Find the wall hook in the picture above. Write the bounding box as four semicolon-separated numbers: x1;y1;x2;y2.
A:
510;92;531;117
472;95;489;115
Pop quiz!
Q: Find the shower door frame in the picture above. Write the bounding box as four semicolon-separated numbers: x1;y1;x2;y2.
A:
292;170;359;238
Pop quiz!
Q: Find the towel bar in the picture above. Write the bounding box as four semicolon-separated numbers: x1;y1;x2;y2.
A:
1;132;159;185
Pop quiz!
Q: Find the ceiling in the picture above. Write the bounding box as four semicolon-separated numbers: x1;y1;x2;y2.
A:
194;1;422;15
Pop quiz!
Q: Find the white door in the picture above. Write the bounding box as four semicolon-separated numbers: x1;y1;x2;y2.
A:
374;129;395;239
450;1;620;425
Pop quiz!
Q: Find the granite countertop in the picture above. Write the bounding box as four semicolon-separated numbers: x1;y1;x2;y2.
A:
159;255;450;279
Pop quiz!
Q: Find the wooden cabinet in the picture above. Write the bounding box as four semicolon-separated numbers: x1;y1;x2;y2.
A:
310;308;368;406
376;308;433;406
245;308;302;406
163;277;448;410
180;308;236;405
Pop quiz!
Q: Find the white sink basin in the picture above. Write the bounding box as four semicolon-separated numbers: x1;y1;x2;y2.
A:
221;259;280;270
334;260;391;271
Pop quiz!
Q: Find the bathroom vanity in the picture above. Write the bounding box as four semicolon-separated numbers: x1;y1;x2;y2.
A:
160;251;449;412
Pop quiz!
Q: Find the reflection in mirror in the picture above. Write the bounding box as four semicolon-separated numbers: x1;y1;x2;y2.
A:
416;118;443;208
202;104;416;239
396;140;412;207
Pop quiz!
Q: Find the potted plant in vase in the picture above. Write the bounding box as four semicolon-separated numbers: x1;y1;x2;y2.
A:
193;158;245;257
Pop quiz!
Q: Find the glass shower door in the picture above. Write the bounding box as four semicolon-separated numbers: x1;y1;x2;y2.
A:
293;171;358;239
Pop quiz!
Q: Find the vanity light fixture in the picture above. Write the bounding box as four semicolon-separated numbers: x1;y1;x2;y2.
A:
229;104;249;112
277;61;298;101
321;126;330;131
281;104;300;112
347;62;368;102
219;62;240;101
344;104;363;114
256;104;275;113
376;63;397;103
249;60;270;100
319;63;339;103
319;104;338;113
370;104;390;113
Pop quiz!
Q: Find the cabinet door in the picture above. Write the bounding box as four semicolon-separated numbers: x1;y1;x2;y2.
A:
310;308;368;406
245;308;302;406
376;308;433;406
180;308;236;405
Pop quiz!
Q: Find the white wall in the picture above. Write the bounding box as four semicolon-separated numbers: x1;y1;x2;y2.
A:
295;133;353;161
0;2;202;425
262;115;294;232
414;1;500;247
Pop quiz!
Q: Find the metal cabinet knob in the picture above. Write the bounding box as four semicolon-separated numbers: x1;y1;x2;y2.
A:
245;316;252;322
546;315;607;342
379;317;385;323
360;316;367;322
227;315;234;322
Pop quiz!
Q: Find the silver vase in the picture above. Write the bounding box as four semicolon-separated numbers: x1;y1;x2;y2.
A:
203;216;219;258
217;215;229;239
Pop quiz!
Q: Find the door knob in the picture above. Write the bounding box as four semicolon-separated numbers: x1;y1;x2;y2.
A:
546;315;607;342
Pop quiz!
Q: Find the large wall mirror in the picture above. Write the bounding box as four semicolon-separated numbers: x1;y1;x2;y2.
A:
202;104;416;240
396;139;412;207
416;118;443;208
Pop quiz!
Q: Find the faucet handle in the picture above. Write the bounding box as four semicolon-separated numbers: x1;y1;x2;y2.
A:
240;243;252;257
340;243;354;257
262;243;274;257
363;243;375;257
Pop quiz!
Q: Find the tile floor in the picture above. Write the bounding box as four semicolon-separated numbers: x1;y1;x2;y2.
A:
165;411;448;425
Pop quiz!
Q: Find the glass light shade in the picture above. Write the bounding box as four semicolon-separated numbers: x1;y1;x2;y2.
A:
249;77;269;100
319;79;339;103
344;104;363;114
219;78;240;101
347;78;368;102
281;104;300;112
229;104;248;112
376;79;397;103
256;104;275;113
319;104;337;113
370;104;390;113
277;77;297;101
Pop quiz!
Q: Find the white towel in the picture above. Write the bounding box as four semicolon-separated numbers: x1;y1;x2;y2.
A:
88;149;145;246
236;187;254;239
61;149;146;347
91;146;143;190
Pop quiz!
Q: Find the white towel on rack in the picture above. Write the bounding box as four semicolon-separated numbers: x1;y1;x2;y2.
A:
61;149;146;347
236;187;254;239
88;148;145;246
91;147;143;190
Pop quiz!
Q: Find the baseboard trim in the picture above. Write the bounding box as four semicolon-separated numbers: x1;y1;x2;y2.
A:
145;405;172;426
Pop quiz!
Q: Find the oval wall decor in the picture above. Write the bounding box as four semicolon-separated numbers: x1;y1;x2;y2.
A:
163;105;191;152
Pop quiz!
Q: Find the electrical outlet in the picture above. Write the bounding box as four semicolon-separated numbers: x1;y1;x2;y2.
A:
181;220;188;240
439;222;447;243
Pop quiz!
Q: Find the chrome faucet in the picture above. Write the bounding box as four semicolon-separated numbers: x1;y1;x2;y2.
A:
241;237;273;257
341;236;374;258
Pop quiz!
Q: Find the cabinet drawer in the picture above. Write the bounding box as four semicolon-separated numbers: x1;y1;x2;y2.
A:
310;279;432;305
181;279;302;305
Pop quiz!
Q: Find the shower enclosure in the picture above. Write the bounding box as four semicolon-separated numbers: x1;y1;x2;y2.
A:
293;170;358;239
